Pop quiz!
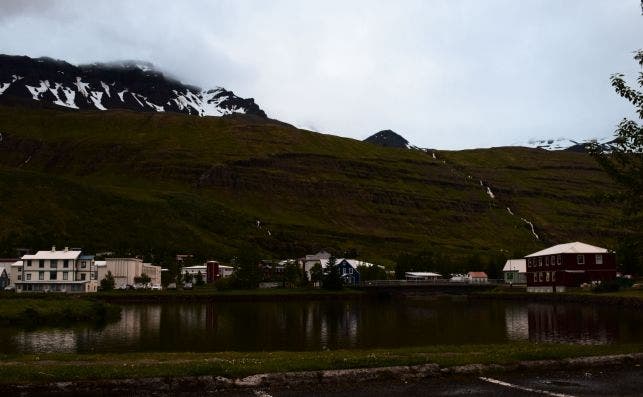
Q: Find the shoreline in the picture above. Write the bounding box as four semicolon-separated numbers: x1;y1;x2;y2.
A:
3;352;642;395
471;289;643;308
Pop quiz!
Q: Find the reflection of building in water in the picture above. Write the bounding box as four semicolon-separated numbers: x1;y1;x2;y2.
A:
527;304;613;344
505;305;529;341
12;329;77;353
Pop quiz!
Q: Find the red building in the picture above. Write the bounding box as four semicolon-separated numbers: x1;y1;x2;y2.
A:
525;242;616;293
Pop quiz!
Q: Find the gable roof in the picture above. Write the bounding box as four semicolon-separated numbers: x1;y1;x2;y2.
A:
468;271;488;278
525;242;608;258
22;250;82;260
503;259;526;273
319;258;375;269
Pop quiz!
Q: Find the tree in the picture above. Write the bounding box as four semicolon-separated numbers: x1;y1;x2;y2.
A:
322;257;343;290
310;263;323;287
589;49;643;275
134;273;151;285
183;271;193;284
195;271;205;286
357;265;387;281
283;261;301;288
100;271;115;291
230;246;262;289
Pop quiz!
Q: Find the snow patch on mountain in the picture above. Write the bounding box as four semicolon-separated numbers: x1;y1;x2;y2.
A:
514;136;614;151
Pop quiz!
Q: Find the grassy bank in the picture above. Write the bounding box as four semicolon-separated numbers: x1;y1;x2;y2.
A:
473;287;643;307
0;343;641;384
0;297;121;326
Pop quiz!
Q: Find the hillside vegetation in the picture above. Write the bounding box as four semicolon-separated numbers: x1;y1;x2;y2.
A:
0;106;619;266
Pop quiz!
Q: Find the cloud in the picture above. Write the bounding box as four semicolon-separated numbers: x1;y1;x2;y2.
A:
0;0;641;149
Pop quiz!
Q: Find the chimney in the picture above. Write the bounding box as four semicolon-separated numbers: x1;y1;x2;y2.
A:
64;246;69;252
51;245;56;252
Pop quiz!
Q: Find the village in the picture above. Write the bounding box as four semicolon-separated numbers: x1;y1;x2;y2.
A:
0;241;623;294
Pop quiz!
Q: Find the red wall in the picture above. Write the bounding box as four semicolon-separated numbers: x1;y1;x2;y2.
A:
526;252;616;287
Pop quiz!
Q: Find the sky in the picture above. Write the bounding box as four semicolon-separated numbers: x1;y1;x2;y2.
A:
0;0;642;149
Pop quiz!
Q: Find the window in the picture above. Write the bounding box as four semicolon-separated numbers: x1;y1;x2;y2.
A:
26;273;31;281
17;274;22;281
545;256;550;266
81;261;87;269
63;272;68;280
538;272;543;282
39;272;44;280
50;259;57;268
39;260;45;268
25;260;32;267
63;260;69;268
538;258;542;267
545;272;550;282
533;273;538;282
50;271;57;280
349;268;353;274
577;255;585;265
552;272;556;282
80;273;86;281
551;256;555;266
596;254;603;265
527;258;532;267
557;255;561;265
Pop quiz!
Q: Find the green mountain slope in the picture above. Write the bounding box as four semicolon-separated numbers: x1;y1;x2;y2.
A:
0;106;619;265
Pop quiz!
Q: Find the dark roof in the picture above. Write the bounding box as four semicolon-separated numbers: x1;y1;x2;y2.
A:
79;255;95;260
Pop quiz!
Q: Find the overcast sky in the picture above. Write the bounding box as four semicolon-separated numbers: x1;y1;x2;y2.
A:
1;0;641;149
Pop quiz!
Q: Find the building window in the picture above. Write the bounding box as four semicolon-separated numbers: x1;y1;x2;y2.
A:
26;260;32;267
39;260;45;268
552;272;556;282
80;273;86;281
63;260;69;268
557;255;561;265
550;256;555;266
63;272;68;280
533;273;537;282
39;272;44;280
577;255;585;265
81;261;87;269
538;272;543;282
17;274;22;281
545;272;550;282
50;271;57;280
26;273;31;281
50;259;58;268
527;258;532;267
538;258;542;266
596;254;603;265
349;268;353;274
545;256;549;266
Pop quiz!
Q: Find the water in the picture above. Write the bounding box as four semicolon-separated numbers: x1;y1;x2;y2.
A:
1;296;642;354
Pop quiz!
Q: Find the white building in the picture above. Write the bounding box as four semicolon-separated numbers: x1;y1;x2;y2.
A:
17;246;98;293
405;272;442;281
503;259;527;285
181;265;206;280
97;258;161;288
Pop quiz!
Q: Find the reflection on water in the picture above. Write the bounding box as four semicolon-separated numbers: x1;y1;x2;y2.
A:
1;298;642;354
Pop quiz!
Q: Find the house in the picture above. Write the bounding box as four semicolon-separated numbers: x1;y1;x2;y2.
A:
0;258;19;287
0;267;9;289
405;272;442;281
17;246;98;293
525;241;616;293
468;271;488;284
318;258;375;285
503;259;527;285
301;250;332;279
97;258;161;288
181;264;207;281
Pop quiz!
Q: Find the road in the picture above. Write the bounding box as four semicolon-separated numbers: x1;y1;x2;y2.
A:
224;365;643;397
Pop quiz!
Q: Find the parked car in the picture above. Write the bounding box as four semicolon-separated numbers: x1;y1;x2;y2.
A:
150;284;162;291
183;282;193;290
4;285;15;291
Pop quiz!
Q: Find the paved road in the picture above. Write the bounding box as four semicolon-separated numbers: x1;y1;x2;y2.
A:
226;365;643;397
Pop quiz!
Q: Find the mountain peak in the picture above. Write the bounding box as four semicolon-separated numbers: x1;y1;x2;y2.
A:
363;129;409;148
0;54;266;118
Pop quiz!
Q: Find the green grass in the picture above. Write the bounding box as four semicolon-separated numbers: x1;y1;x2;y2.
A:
0;343;640;384
0;297;121;326
0;105;623;264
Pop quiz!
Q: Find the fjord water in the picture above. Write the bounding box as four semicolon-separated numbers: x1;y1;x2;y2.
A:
1;297;642;354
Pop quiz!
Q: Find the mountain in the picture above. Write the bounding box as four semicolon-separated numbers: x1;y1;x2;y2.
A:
0;54;266;117
0;105;622;265
515;137;616;152
364;130;409;148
